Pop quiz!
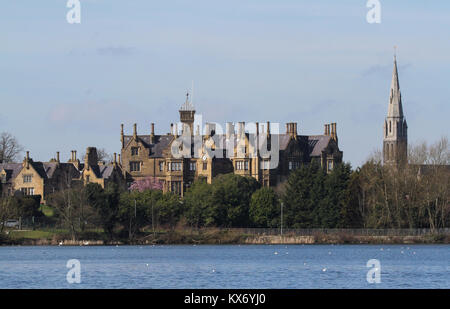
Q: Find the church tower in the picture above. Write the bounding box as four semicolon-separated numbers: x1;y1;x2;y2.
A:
383;54;408;165
179;92;195;135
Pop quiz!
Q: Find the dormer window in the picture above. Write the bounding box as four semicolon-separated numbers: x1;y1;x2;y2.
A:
131;147;139;156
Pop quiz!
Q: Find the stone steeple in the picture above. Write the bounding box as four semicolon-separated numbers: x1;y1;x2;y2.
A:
383;54;408;165
387;55;404;118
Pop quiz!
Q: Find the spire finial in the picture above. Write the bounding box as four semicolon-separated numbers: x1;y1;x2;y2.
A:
394;45;397;60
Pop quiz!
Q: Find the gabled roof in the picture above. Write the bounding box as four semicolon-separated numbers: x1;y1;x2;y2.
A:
308;135;332;157
124;134;175;157
125;132;336;159
89;164;117;179
0;163;23;183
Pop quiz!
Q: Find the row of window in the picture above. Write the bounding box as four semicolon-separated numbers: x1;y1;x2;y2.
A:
236;161;249;170
21;187;35;195
132;161;202;173
131;160;332;173
288;161;301;170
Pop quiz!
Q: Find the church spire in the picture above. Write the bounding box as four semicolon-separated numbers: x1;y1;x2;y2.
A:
387;53;403;118
383;50;408;165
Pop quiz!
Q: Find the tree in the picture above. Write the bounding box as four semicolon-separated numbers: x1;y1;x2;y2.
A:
210;173;260;227
118;191;144;240
249;187;280;228
283;164;314;228
129;176;164;191
156;192;182;230
0;132;24;163
320;162;352;228
96;148;113;163
339;170;363;228
86;183;121;238
184;180;213;228
0;198;14;233
47;185;90;241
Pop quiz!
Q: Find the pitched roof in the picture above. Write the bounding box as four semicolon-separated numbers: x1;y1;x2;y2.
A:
125;132;334;159
124;134;175;157
0;163;23;183
308;135;332;156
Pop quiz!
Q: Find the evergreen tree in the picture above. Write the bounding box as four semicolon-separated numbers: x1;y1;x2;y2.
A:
249;187;280;228
283;164;314;228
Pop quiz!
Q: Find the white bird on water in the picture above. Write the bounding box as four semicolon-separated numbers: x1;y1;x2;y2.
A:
58;241;63;246
322;268;327;272
274;251;278;255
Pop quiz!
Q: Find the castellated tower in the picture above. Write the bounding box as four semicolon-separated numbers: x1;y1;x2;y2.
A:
179;92;195;135
383;55;408;165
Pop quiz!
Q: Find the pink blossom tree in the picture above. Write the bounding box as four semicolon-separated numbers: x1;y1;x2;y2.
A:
129;176;164;192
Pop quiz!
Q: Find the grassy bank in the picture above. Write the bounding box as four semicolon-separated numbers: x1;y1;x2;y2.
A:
1;228;449;245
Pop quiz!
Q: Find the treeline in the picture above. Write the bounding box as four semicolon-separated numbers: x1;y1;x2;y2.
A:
1;137;448;240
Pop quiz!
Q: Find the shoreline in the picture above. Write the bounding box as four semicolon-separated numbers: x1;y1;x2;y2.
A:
2;230;449;246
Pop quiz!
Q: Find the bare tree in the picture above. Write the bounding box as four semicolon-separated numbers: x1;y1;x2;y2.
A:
96;148;113;163
0;132;24;163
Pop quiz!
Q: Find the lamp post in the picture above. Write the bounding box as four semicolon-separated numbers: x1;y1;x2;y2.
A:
280;201;283;236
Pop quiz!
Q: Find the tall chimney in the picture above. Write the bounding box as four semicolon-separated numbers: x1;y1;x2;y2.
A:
133;123;137;140
113;153;117;166
26;151;30;168
266;121;270;135
238;122;245;137
121;124;124;148
294;122;297;137
56;151;60;163
256;122;259;136
150;123;155;143
118;154;121;165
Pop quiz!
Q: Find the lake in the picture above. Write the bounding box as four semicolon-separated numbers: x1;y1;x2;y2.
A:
0;244;448;288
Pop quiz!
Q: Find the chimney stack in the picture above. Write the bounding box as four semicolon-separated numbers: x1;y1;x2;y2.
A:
266;121;270;135
113;153;117;166
150;123;155;143
238;122;245;137
25;151;30;168
226;122;234;139
118;154;121;165
121;124;124;148
330;123;337;143
56;151;60;163
133;123;137;140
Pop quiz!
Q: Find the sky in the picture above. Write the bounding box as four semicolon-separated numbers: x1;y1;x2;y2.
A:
1;0;449;168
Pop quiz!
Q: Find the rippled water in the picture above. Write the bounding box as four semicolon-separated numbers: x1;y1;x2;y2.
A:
0;245;448;288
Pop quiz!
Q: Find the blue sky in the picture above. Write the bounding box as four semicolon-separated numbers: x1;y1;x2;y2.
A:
1;0;449;168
